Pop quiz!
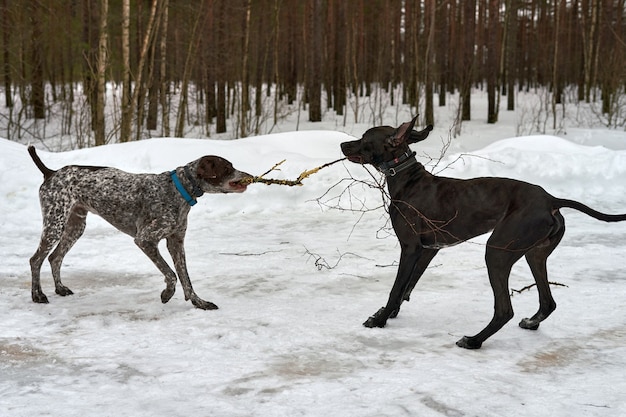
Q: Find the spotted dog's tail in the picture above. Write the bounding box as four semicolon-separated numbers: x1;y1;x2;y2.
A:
28;146;56;180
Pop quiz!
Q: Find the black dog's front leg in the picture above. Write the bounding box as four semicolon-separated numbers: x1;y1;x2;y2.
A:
364;244;421;328
389;248;439;319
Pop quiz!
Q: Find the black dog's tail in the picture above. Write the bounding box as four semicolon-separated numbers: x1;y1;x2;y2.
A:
555;198;626;222
28;146;56;180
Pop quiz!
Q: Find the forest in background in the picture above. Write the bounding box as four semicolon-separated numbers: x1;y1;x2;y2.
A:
1;0;625;147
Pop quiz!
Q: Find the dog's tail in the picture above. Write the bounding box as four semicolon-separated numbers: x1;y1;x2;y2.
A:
28;146;56;180
555;198;626;222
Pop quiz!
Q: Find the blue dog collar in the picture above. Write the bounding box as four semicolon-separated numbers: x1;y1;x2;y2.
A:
170;170;197;206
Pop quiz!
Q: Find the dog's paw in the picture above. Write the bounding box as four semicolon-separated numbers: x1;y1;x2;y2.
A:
456;336;482;349
363;307;388;328
161;287;175;304
31;289;49;304
192;298;219;310
363;317;386;328
519;318;540;330
55;285;73;297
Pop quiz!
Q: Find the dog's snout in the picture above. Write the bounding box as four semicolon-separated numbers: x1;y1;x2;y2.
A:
341;140;361;157
340;140;365;164
238;171;253;181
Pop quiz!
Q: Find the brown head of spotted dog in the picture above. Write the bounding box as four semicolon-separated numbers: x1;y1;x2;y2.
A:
28;146;252;310
341;116;626;349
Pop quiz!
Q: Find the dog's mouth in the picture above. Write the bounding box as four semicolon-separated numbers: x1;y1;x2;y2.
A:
228;180;249;192
228;174;254;192
346;155;364;164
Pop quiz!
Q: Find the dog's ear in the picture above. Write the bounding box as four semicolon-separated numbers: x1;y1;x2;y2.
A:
387;117;434;147
408;124;433;144
386;116;418;147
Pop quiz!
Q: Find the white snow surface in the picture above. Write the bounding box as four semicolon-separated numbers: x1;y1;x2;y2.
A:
1;118;626;416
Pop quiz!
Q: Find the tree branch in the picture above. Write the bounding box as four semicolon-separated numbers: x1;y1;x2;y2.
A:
511;281;569;296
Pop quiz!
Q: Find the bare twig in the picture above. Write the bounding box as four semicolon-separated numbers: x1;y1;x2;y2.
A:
240;157;347;187
219;250;282;256
418;127;502;175
510;281;569;296
303;247;374;271
375;261;398;268
313;163;396;239
315;168;386;213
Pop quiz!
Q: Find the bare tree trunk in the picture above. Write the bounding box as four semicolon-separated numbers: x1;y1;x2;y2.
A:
146;39;159;131
215;0;227;134
349;0;362;123
132;0;161;141
82;0;97;141
504;0;518;111
120;0;131;141
175;0;205;138
406;0;421;109
424;0;436;126
581;0;599;103
272;0;281;127
461;0;476;122
552;0;563;129
306;0;322;122
333;0;347;117
254;2;270;135
2;0;12;108
603;0;624;120
94;0;108;146
143;0;164;134
436;0;449;107
216;81;226;133
30;0;45;119
487;0;500;124
159;0;169;137
240;0;251;137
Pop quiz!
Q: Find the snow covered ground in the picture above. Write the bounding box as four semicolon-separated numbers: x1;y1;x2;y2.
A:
1;95;626;416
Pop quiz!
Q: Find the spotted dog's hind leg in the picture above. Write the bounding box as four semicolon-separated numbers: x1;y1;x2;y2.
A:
30;198;74;303
47;205;88;297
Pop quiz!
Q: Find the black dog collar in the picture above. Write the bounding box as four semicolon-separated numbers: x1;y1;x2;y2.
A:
377;151;418;177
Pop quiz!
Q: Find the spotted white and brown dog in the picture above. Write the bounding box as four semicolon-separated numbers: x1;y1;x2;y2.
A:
28;146;251;309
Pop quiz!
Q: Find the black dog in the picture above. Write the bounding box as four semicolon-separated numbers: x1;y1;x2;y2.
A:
341;117;626;349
